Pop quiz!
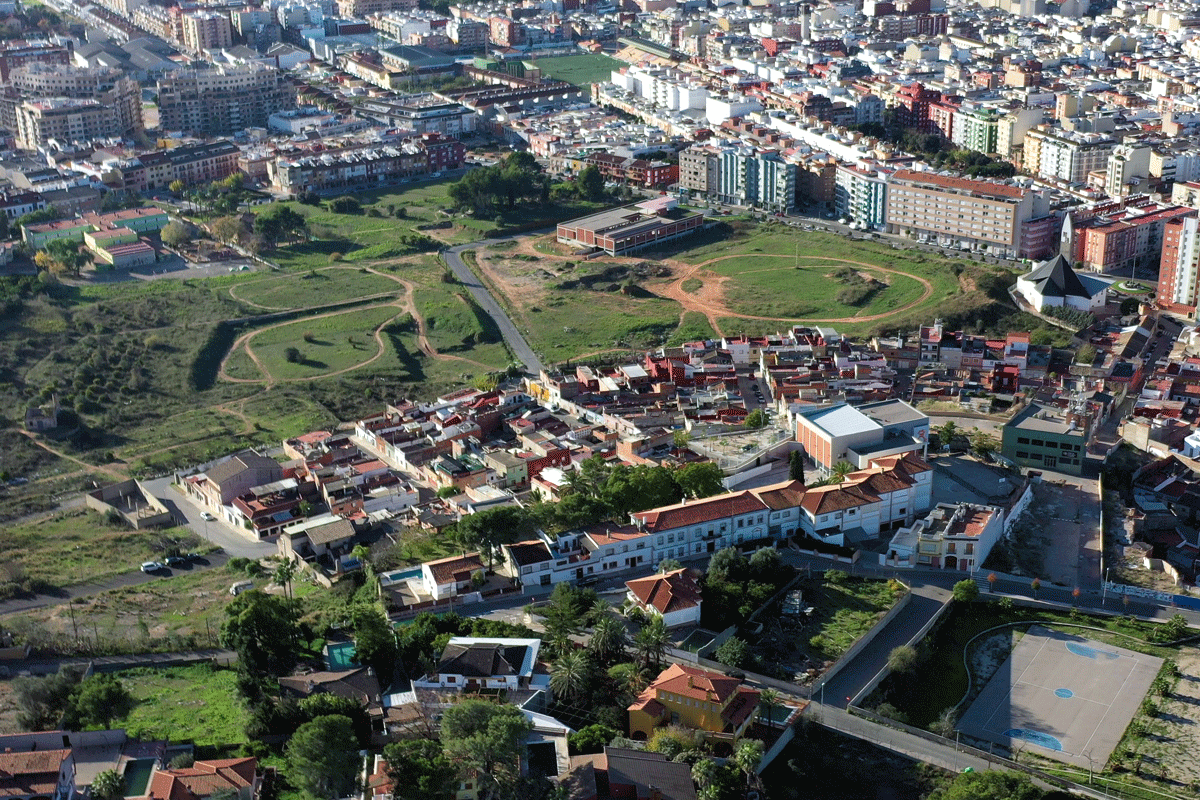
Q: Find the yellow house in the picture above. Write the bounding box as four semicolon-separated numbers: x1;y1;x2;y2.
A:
628;663;759;741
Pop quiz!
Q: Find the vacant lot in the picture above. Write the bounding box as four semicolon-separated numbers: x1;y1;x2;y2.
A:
242;305;404;381
0;507;202;589
112;664;250;746
532;53;625;86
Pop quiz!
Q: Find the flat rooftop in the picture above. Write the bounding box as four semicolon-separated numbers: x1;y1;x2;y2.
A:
1008;403;1081;436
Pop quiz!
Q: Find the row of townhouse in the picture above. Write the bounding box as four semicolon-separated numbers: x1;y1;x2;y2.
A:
501;451;934;590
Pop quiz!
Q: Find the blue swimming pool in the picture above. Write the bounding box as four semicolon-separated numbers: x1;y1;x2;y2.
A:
123;759;157;797
381;566;422;585
326;641;358;670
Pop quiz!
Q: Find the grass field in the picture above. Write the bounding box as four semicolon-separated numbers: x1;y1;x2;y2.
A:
113;665;250;746
232;268;401;310
807;575;903;659
0;507;203;589
243;305;403;381
530;53;625;86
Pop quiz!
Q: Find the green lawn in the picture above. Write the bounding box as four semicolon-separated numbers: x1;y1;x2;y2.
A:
807;575;904;660
531;53;625;86
524;291;682;360
245;305;403;380
113;665;250;746
414;283;513;370
705;260;928;320
666;311;717;346
0;508;203;590
232;268;401;310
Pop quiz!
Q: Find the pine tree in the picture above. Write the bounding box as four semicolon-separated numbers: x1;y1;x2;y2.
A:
788;450;805;484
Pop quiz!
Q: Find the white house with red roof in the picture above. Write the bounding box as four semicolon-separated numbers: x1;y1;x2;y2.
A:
629;479;806;562
883;502;1004;571
0;748;75;800
799;452;934;545
624;568;702;628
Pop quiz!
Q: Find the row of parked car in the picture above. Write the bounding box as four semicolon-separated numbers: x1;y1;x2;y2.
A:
140;552;204;573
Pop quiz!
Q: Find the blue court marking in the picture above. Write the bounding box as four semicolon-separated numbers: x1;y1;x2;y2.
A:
1004;729;1063;751
1066;642;1120;660
1054;688;1074;699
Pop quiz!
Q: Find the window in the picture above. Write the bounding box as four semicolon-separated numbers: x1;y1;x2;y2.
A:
1016;451;1029;458
1017;437;1030;444
898;507;906;515
738;519;744;528
1031;439;1044;446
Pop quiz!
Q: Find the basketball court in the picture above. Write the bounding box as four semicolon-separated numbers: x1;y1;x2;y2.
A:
957;626;1161;768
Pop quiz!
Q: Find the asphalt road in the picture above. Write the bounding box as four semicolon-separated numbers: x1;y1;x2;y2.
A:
140;475;277;559
444;239;544;375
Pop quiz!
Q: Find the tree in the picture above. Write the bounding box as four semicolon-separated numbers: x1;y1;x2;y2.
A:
1075;344;1097;365
568;724;619;755
297;694;373;747
549;648;592;704
732;739;764;785
543;582;587;656
62;674;132;729
676;462;724;499
12;666;83;731
382;740;456;800
211;216;245;244
887;645;918;674
744;409;768;429
588;615;626;665
657;558;683;573
927;770;1048;800
1031;577;1041;599
831;460;855;484
160;220;194;248
952;579;979;604
440;700;532;797
788;450;805;483
255;205;307;245
349;604;398;680
38;238;90;276
715;637;751;669
168;179;186;195
285;347;302;364
968;430;999;459
673;429;690;451
935;421;959;450
454;505;534;568
220;590;303;678
577;165;605;201
757;688;780;727
634;615;668;670
284;715;361;800
273;558;298;600
91;770;124;800
328;196;362;215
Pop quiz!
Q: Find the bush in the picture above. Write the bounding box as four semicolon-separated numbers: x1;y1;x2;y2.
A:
328;196;362;215
329;252;343;263
825;570;847;585
285;347;302;363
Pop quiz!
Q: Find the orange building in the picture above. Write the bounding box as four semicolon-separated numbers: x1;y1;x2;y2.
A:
627;663;759;741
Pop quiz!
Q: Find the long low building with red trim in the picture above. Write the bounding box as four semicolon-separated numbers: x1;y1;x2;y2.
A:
556;197;704;256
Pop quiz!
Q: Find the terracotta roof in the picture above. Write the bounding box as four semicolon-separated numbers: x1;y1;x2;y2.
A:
632;491;769;533
424;553;484;585
747;479;807;510
144;758;256;800
643;663;742;705
625;569;702;615
277;667;381;705
945;507;997;538
0;749;69;799
801;481;880;514
720;686;760;729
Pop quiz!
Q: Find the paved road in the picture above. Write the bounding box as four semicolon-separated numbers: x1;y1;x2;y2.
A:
140;476;276;559
444;240;544;375
9;649;236;677
812;583;951;708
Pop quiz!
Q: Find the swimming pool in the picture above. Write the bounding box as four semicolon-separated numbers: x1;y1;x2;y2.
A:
122;758;157;797
380;566;422;586
326;641;358;670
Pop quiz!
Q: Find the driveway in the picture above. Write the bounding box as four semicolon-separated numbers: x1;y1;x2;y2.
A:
139;476;276;559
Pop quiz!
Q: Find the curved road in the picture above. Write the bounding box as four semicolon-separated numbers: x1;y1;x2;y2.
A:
444;239;544;375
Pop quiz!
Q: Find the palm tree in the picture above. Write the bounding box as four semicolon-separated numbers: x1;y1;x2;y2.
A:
831;461;855;484
757;688;781;727
634;616;669;670
589;616;627;665
273;558;298;601
549;649;592;704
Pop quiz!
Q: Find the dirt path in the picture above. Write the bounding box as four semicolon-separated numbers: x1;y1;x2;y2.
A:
14;429;125;480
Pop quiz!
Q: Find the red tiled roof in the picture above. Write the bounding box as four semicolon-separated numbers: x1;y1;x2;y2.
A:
0;750;68;799
144;758;256;800
720;686;760;729
644;663;742;705
625;569;702;615
801;481;880;514
424;553;484;585
633;491;768;533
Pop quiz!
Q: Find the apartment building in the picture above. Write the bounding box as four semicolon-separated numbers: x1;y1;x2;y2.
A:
13;99;118;149
1024;126;1115;185
356;93;475;137
118;141;241;192
799;453;934;544
1001;401;1093;475
268;134;465;195
884;170;1053;258
678;143;795;213
1158;215;1200;316
834;163;889;229
794;399;930;473
950;104;1000;154
1;65;142;145
336;0;417;16
0;40;72;81
181;11;233;54
447;18;488;48
884;502;1004;571
156;64;294;137
1061;197;1195;273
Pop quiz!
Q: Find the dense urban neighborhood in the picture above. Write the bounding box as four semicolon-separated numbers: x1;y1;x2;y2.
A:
4;0;1200;797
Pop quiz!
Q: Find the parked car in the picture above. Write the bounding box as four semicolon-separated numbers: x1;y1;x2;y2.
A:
200;511;216;521
140;561;164;573
165;556;185;567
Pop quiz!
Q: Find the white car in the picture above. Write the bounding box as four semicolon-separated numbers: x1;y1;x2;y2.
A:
200;511;216;521
140;561;164;573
